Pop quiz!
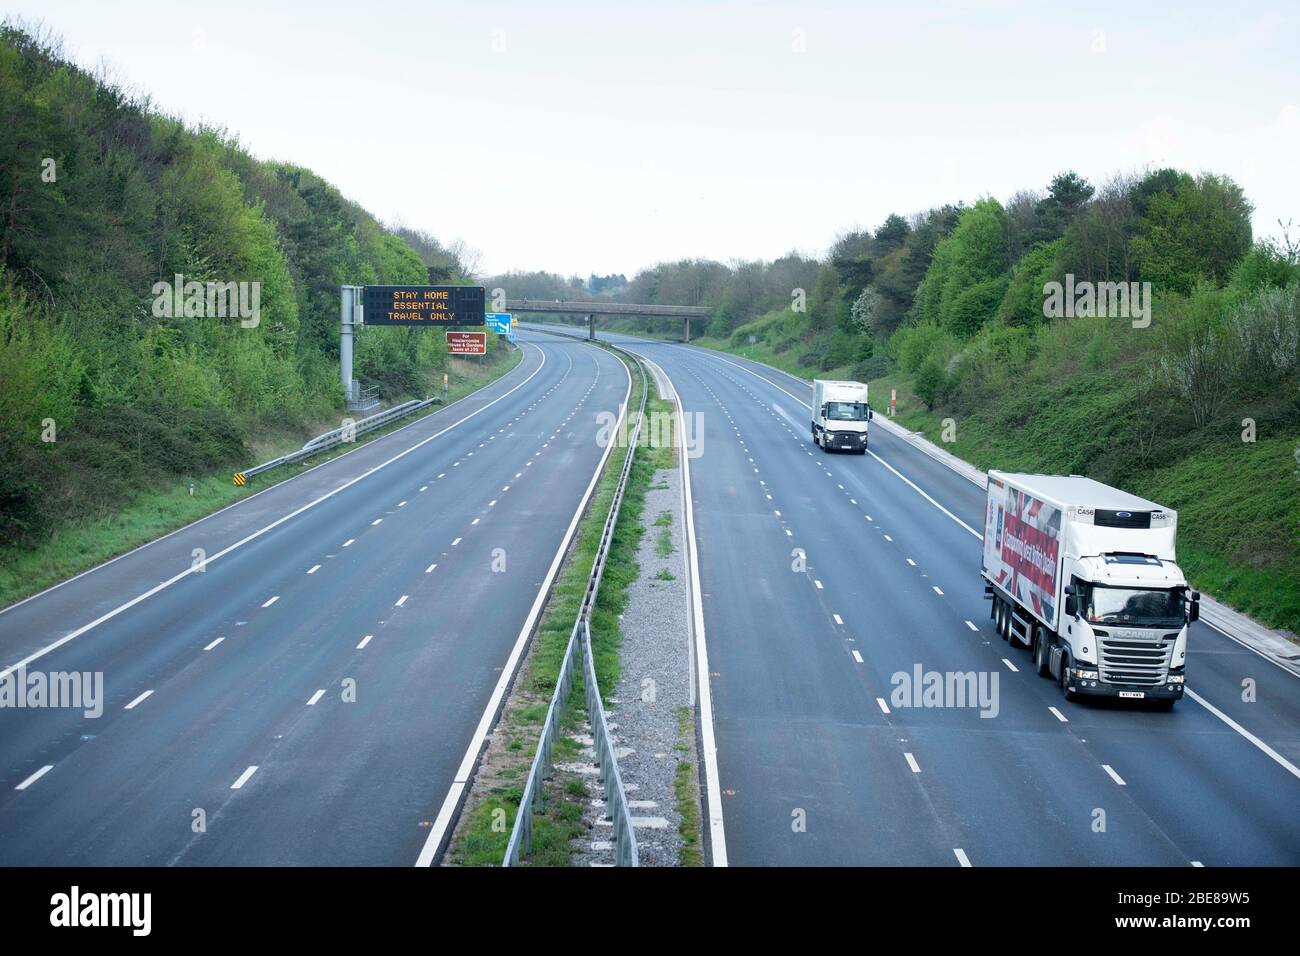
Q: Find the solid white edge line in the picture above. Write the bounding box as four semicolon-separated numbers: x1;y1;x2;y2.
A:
0;344;544;622
1186;688;1300;780
1;345;551;681
415;342;631;867
14;764;53;790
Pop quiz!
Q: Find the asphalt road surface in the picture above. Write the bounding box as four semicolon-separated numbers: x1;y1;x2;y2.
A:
533;322;1300;867
0;330;629;865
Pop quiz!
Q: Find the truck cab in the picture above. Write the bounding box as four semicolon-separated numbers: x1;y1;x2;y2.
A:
1059;552;1193;705
812;379;871;454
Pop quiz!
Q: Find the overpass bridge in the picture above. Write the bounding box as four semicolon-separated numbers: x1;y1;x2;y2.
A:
505;299;712;342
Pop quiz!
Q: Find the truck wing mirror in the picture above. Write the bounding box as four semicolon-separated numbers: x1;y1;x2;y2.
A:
1189;591;1200;623
868;407;873;419
1064;595;1077;617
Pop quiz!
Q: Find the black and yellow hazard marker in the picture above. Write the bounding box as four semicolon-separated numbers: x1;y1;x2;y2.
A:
233;472;247;486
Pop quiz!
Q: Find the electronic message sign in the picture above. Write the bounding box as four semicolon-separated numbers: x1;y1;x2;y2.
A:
362;285;485;326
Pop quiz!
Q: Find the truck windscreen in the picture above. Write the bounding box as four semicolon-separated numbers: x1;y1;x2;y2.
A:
825;402;868;421
1084;585;1185;628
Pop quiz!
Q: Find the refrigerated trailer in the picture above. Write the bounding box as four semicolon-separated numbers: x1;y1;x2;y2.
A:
811;380;872;453
982;472;1199;708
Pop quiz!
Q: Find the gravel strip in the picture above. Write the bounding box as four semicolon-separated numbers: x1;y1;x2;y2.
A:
571;466;695;866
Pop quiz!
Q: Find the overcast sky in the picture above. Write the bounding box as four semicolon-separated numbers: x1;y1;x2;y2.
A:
9;0;1299;278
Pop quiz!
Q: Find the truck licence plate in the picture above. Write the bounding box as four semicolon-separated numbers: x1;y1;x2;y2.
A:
1118;691;1146;699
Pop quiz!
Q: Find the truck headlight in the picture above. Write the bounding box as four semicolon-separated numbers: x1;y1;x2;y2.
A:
1073;668;1099;680
1166;674;1184;684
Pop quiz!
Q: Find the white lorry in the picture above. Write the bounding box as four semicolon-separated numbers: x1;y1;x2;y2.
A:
982;472;1198;708
811;380;872;454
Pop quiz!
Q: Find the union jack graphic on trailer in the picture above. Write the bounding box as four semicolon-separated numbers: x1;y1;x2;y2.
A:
983;477;1061;629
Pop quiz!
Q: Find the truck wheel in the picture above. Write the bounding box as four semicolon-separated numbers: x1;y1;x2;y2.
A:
997;600;1010;641
1033;626;1052;677
1059;655;1075;701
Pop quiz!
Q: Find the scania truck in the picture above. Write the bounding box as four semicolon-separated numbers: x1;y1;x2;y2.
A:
811;379;872;453
982;472;1199;708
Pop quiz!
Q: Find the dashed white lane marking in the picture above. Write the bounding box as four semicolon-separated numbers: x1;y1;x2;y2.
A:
514;472;522;479
785;529;792;537
954;848;972;868
204;637;225;651
1001;658;1019;673
965;620;979;631
371;518;383;526
14;765;53;790
1102;764;1127;786
883;534;892;541
343;539;354;548
419;485;428;492
425;564;437;573
451;537;462;547
307;564;321;575
814;580;823;589
471;518;480;525
398;500;407;507
865;514;873;522
488;500;497;507
1048;706;1069;723
851;650;864;663
906;558;916;566
356;635;373;650
124;689;153;710
774;510;781;516
1191;861;1204;867
307;689;325;706
261;596;279;608
395;595;409;607
833;614;843;625
437;473;445;479
231;766;258;789
904;752;922;773
932;586;944;596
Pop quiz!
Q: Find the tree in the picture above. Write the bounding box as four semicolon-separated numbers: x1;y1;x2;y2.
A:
1130;172;1253;293
914;356;947;410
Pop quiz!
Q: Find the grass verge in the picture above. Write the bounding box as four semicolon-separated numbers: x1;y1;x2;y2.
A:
449;349;651;865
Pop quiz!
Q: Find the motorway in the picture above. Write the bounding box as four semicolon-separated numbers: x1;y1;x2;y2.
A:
532;323;1300;867
3;314;1297;868
0;330;629;865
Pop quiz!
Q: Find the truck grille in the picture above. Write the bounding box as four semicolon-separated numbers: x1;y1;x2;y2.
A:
1097;633;1177;686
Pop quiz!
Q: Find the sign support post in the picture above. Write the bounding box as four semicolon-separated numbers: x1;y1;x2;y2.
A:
340;285;361;403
